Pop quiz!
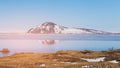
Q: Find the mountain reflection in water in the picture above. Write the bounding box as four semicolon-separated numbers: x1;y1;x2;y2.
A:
38;40;59;45
0;39;120;57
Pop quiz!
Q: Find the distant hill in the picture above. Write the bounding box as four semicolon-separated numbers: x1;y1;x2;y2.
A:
27;22;113;34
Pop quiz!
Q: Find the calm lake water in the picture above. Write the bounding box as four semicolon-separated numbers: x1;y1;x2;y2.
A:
0;34;120;56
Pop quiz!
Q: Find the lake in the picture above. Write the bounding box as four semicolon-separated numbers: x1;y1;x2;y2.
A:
0;34;120;56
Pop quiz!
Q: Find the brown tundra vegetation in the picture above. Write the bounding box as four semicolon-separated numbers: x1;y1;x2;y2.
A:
0;49;120;68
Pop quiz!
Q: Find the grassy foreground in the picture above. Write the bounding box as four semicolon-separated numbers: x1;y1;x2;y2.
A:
0;49;120;68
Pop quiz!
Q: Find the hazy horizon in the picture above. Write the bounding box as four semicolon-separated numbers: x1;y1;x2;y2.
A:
0;0;120;33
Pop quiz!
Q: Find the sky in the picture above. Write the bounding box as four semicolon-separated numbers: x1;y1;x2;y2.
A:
0;0;120;33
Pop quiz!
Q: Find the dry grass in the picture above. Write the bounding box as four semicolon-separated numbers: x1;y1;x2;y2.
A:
0;50;120;68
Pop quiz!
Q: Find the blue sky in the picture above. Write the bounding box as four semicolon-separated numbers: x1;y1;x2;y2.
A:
0;0;120;33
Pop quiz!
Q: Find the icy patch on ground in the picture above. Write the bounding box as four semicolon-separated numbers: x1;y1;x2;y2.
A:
81;57;105;62
109;60;119;63
81;57;119;64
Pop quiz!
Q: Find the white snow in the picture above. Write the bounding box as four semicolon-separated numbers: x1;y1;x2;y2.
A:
81;65;89;68
109;60;119;63
60;62;77;64
54;25;62;33
46;26;50;30
81;57;119;64
62;28;91;34
81;57;105;62
54;25;92;34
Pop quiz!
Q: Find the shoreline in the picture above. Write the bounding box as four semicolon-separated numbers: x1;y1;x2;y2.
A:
0;49;120;68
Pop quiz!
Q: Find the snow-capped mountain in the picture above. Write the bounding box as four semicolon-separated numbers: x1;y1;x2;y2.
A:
27;22;111;34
